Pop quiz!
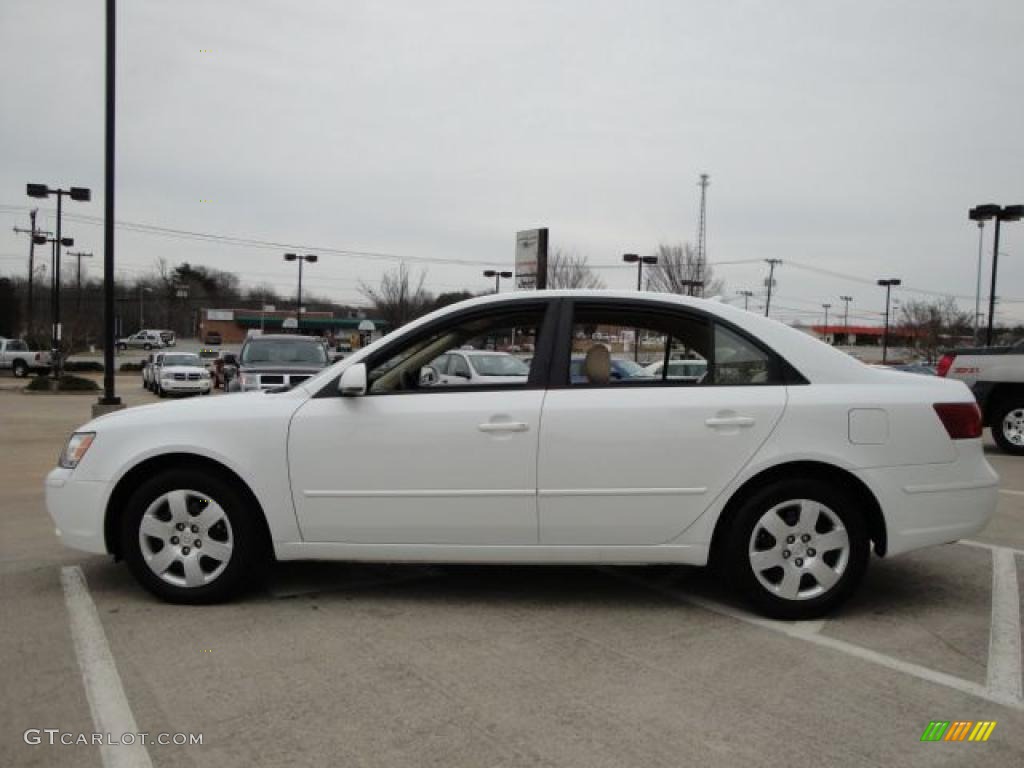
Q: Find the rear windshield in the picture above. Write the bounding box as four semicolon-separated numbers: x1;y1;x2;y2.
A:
241;339;327;365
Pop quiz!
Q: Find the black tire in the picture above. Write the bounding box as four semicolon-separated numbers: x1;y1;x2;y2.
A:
12;360;28;378
118;343;127;351
157;384;166;398
120;468;267;603
724;478;869;620
991;399;1024;455
143;343;152;350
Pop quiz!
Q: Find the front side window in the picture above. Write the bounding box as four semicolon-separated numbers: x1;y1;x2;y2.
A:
366;306;546;394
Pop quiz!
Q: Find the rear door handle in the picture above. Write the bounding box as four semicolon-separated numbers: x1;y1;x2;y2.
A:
705;416;756;428
478;422;529;433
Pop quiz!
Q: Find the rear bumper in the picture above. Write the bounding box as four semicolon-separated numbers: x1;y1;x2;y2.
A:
855;443;999;556
45;468;109;555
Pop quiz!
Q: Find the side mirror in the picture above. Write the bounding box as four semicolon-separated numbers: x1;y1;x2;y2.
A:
332;354;346;363
338;363;367;396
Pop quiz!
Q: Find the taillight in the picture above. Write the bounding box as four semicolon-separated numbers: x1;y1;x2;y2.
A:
933;402;982;439
936;354;954;377
35;353;41;361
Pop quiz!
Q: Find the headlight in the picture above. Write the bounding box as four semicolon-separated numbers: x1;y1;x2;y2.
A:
200;370;210;379
241;373;259;389
59;432;95;469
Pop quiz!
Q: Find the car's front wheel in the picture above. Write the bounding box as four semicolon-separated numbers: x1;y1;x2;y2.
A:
120;469;266;603
992;400;1024;455
725;478;869;620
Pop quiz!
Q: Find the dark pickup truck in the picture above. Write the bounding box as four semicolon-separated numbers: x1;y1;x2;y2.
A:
228;334;329;392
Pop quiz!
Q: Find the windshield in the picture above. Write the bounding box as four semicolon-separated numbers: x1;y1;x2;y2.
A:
161;354;203;367
467;354;529;377
241;339;327;365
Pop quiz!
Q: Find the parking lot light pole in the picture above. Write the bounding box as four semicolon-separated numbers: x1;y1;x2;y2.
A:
840;295;853;344
969;204;1024;346
877;278;901;364
622;253;658;291
284;253;317;329
27;184;90;378
483;270;513;293
736;290;754;310
822;304;832;344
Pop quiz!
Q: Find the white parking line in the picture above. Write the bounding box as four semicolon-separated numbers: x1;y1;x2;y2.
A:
604;568;1024;711
999;488;1024;497
61;566;153;768
987;548;1024;700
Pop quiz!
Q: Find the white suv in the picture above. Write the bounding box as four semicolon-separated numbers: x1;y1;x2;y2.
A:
117;331;166;351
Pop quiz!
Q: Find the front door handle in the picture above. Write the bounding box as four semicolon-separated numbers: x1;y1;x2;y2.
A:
478;422;529;433
705;416;756;428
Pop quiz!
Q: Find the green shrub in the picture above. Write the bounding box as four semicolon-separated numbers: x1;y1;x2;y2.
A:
119;362;144;372
64;360;104;372
25;377;52;391
57;375;100;391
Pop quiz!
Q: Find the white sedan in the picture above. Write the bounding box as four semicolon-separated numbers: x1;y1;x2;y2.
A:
46;291;998;619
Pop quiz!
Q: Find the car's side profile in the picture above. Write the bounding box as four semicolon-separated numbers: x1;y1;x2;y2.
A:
46;291;998;619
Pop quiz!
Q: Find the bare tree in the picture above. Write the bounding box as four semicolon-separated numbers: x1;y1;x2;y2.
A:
359;262;435;330
646;242;724;297
547;249;606;289
897;297;972;361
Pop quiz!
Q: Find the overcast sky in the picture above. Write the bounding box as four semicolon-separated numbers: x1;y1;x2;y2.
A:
2;0;1022;325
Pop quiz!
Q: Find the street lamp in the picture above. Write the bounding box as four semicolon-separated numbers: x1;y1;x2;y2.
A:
27;183;90;377
970;204;1024;345
840;295;853;345
622;253;658;291
877;279;901;364
283;253;317;330
736;290;754;310
483;269;513;293
822;303;832;344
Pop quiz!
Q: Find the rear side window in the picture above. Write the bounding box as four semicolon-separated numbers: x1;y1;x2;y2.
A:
714;325;773;385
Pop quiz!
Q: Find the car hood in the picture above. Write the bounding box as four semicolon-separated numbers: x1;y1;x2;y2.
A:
238;363;326;373
79;388;307;433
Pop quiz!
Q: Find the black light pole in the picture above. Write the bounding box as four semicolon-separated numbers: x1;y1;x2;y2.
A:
737;290;753;310
284;253;317;330
97;0;120;408
877;278;901;364
483;269;513;293
969;204;1024;346
622;253;658;291
27;184;90;378
764;259;782;317
822;303;832;344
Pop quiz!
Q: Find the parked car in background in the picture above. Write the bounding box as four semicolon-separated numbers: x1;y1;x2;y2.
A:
153;352;211;398
642;358;708;382
422;350;529;387
0;338;51;378
117;330;165;351
939;341;1024;453
142;352;164;391
891;363;936;377
46;291;997;619
229;334;329;392
204;331;223;345
157;330;176;347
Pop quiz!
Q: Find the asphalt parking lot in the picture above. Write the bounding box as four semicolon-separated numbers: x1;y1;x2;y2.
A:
2;378;1023;767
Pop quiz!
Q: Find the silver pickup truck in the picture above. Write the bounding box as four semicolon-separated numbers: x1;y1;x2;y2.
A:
939;341;1024;454
0;338;52;378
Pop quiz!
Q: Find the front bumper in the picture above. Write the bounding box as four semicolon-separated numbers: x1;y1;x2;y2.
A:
159;380;211;394
855;443;999;556
45;468;109;554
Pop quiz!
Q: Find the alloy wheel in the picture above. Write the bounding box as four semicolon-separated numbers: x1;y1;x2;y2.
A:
747;498;850;601
137;489;234;588
1002;409;1024;446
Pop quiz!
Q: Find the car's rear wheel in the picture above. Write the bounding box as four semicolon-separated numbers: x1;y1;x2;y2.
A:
120;469;266;603
992;400;1024;455
12;360;28;378
725;478;869;620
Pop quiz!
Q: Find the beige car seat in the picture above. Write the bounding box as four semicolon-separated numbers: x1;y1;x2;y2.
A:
583;344;611;385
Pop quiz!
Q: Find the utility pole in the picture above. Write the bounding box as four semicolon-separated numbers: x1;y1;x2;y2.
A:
764;259;782;317
840;295;853;345
736;290;753;310
695;174;710;297
13;210;50;340
822;303;832;344
66;251;93;314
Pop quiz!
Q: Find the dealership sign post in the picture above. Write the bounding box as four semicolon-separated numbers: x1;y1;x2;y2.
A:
515;228;548;290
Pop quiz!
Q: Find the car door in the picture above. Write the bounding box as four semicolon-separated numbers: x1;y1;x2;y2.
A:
288;300;556;545
537;300;788;546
